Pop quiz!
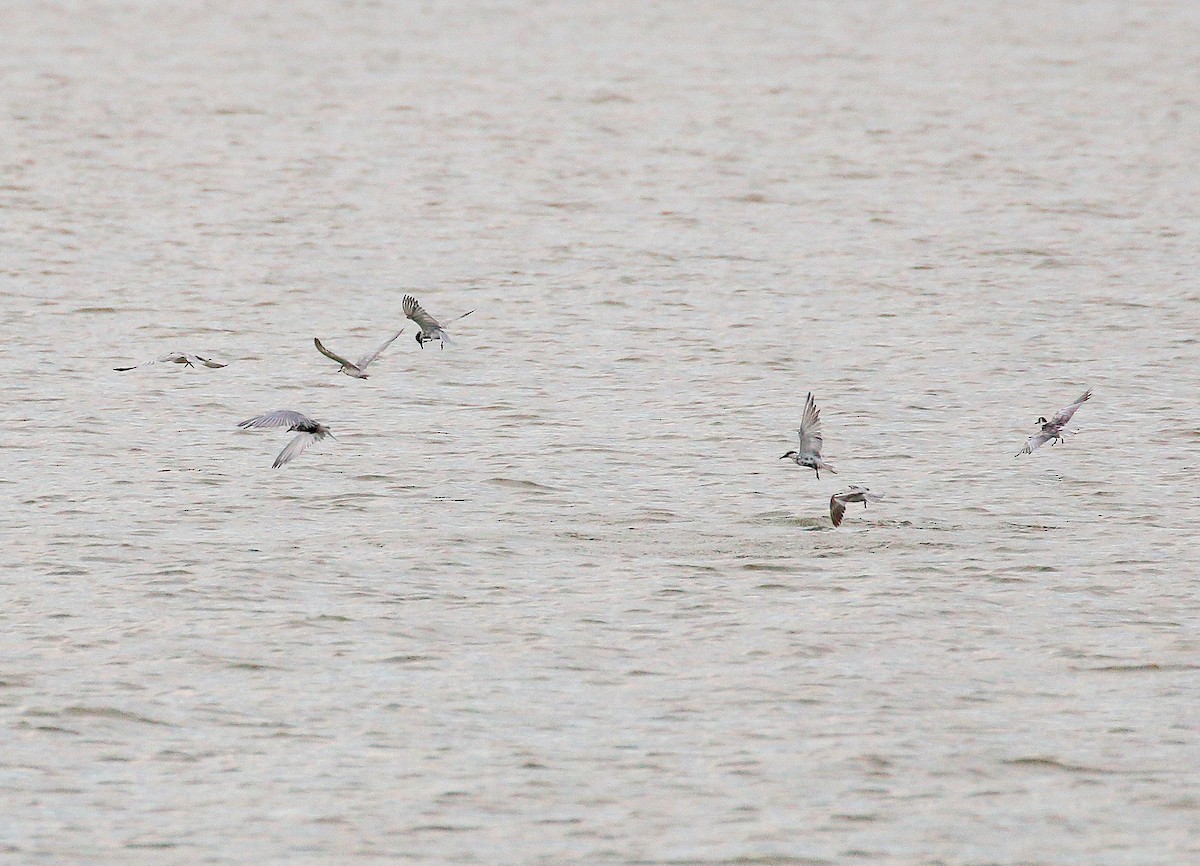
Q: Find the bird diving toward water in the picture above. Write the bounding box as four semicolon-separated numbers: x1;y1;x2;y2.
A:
402;294;474;349
829;485;883;528
1016;389;1091;456
313;330;403;379
237;410;335;468
114;352;226;371
780;392;836;479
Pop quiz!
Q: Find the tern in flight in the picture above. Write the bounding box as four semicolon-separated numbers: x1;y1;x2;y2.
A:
114;352;226;371
1016;389;1091;456
237;410;335;468
829;486;883;528
780;392;836;479
402;294;474;349
313;330;403;378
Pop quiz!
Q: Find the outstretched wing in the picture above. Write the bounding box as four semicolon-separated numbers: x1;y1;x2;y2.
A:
437;309;474;346
192;355;227;368
797;392;824;458
273;432;317;468
403;295;443;332
830;494;847;528
238;409;315;430
355;329;404;369
1049;389;1091;427
314;338;355;369
113;353;182;371
1017;430;1053;456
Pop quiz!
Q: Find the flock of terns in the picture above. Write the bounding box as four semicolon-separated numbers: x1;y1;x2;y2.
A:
115;293;1092;528
115;294;473;470
779;389;1092;526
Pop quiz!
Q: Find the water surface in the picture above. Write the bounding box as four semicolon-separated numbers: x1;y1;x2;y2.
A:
2;1;1198;863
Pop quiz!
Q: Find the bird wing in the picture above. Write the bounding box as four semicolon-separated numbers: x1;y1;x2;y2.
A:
314;338;355;369
830;494;846;528
1017;430;1053;456
403;295;443;332
194;355;227;368
438;310;474;346
355;329;404;369
114;354;173;371
238;409;315;430
273;432;317;468
1049;389;1091;427
797;392;824;457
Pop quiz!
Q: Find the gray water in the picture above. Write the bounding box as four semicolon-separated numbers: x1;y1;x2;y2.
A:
2;1;1199;863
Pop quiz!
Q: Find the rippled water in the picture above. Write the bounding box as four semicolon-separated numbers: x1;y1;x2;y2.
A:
3;1;1199;863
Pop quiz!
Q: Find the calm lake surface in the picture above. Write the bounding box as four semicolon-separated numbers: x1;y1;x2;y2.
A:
2;1;1198;863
